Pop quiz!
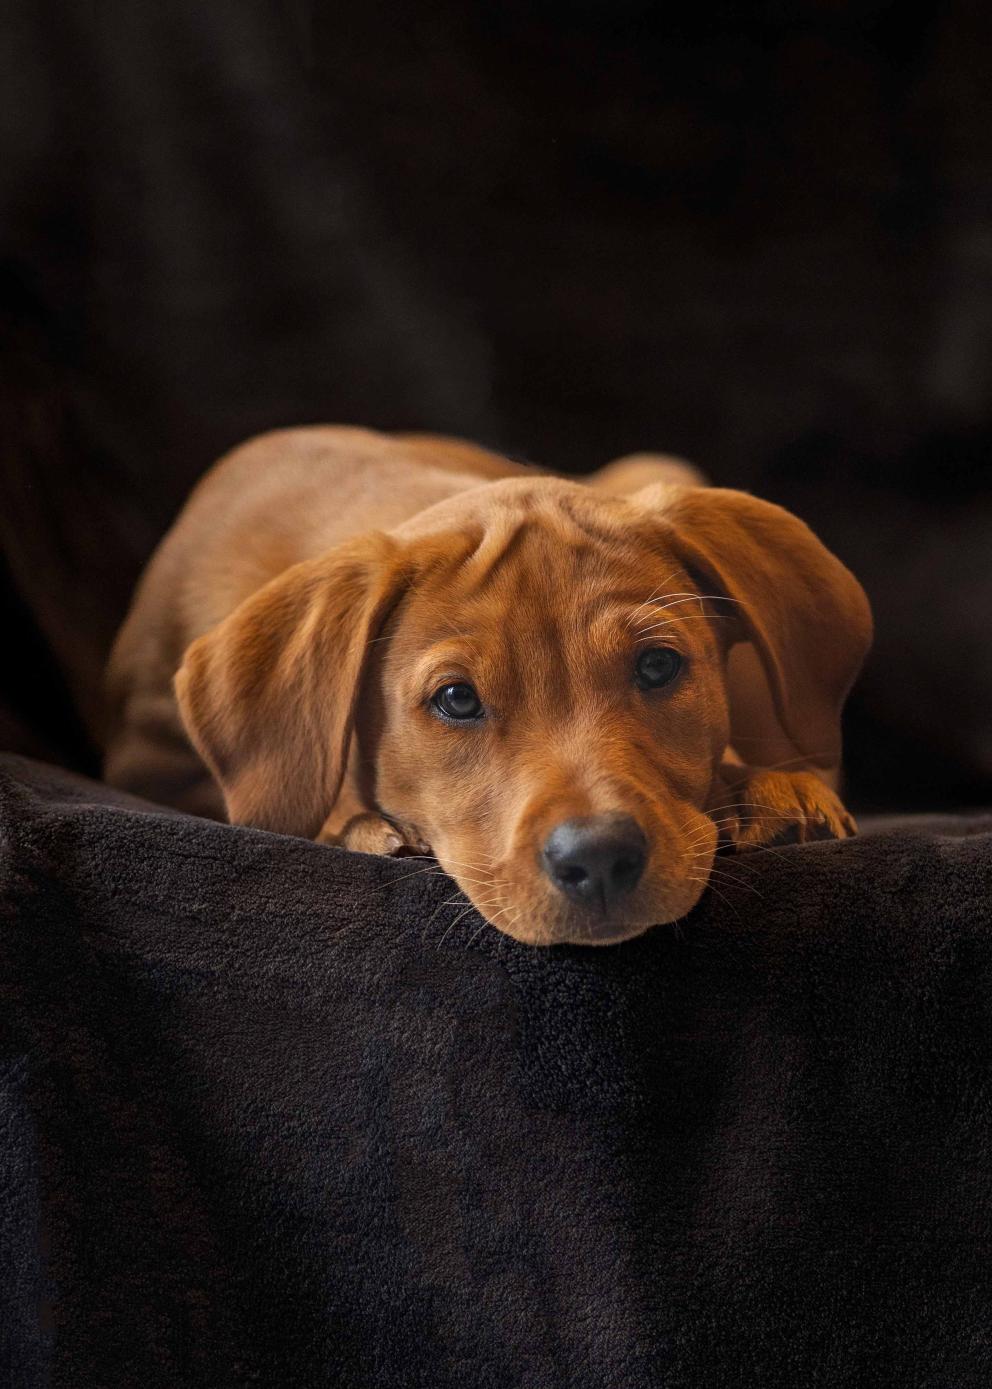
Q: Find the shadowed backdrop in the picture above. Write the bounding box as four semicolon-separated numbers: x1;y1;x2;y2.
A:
1;0;990;810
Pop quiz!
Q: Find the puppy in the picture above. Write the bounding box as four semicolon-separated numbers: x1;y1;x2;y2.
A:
104;426;872;946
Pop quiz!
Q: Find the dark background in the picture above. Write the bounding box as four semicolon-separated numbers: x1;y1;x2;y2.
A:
1;0;989;812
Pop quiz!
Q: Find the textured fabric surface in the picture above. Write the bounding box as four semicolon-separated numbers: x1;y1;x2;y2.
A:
2;752;991;1388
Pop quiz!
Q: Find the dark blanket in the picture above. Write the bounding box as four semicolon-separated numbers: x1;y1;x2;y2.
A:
2;754;991;1388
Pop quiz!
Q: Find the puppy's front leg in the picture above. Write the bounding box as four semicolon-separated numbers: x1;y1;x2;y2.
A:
713;765;857;849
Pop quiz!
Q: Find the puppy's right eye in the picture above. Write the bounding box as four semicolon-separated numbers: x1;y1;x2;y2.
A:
432;682;484;721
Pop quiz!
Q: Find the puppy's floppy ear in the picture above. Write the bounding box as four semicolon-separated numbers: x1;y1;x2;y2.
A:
647;486;872;769
175;531;413;838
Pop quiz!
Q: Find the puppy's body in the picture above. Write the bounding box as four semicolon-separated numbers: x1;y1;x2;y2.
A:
105;427;871;945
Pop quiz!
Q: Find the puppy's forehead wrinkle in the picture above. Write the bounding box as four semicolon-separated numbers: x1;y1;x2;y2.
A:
398;510;722;714
459;516;531;591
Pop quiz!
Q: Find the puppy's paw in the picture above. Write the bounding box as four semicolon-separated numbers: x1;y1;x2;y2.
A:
317;812;429;858
718;770;857;850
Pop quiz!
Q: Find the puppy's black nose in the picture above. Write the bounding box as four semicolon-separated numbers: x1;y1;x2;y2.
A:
542;814;648;910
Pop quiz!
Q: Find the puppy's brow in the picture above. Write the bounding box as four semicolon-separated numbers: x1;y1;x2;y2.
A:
409;639;485;690
461;519;529;590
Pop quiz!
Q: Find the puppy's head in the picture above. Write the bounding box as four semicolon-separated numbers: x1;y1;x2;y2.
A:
176;479;871;946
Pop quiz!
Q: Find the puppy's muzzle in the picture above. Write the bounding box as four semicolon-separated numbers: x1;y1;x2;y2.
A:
541;813;648;914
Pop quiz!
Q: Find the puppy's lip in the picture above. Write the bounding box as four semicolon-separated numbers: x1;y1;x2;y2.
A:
550;920;658;947
497;912;664;948
542;882;683;946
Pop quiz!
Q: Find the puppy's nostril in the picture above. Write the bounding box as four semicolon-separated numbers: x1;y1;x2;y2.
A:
559;864;589;886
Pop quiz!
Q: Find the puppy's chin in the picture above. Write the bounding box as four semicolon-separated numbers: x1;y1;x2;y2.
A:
543;919;662;948
460;880;708;949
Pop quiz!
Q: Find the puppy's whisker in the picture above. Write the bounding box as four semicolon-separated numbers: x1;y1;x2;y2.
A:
679;819;791;851
420;891;471;936
636;617;740;636
435;918;469;951
397;852;495;874
686;876;743;924
463;899;518;946
634;615;738;637
635;596;719;623
436;888;513;949
680;806;811;855
481;903;514;926
680;829;729;851
710;873;765;899
634;591;705;616
436;901;482;948
683;816;805;850
707;859;773;883
730;811;811;827
694;875;763;902
466;894;506;914
684;811;748;828
693;801;808;821
692;860;765;898
684;827;742;842
635;611;716;630
632;593;749;632
645;592;749;612
722;826;817;860
724;746;834;770
633;590;745;621
679;826;724;848
383;864;494;893
679;814;744;836
382;864;451;887
629;571;684;618
680;838;729;860
732;842;805;863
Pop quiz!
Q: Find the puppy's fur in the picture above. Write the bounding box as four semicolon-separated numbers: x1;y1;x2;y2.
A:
104;427;871;946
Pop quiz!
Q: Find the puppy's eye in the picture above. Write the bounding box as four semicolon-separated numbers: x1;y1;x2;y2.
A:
635;647;682;691
432;682;484;721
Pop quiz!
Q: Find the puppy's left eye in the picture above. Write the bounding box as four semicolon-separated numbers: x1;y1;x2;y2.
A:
432;682;484;720
635;647;682;690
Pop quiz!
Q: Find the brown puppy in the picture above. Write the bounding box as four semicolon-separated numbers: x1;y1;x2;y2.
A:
104;426;872;946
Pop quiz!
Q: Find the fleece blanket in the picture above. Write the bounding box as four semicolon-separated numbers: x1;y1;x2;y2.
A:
1;753;991;1388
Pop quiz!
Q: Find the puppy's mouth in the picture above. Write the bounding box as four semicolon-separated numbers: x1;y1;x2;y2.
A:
542;913;668;948
517;880;706;947
439;837;709;948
